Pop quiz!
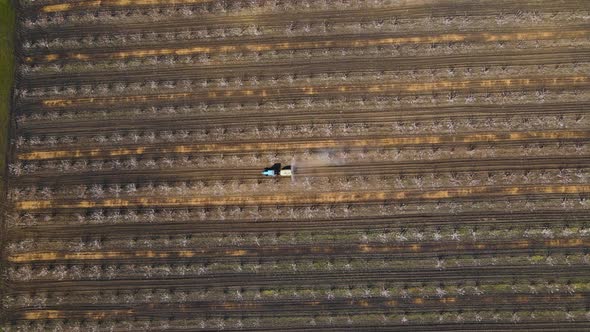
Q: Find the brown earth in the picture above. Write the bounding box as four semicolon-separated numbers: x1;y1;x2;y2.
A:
2;0;590;330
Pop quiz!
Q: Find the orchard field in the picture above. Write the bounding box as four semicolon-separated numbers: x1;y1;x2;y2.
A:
1;0;590;330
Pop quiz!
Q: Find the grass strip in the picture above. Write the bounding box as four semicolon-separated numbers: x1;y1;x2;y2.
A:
0;0;15;325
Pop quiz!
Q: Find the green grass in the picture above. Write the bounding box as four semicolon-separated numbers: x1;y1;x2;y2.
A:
0;0;14;323
0;0;14;190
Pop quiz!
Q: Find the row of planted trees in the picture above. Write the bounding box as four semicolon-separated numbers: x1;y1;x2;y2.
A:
5;309;590;331
7;249;590;281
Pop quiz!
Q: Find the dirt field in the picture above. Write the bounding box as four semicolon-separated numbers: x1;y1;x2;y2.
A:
2;0;590;330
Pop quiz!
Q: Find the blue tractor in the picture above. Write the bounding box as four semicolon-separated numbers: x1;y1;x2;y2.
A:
262;163;293;177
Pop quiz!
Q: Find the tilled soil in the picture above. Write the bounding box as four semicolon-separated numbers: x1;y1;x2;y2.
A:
2;0;590;330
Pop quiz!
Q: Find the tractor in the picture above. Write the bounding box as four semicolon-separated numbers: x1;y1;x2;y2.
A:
262;163;293;177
